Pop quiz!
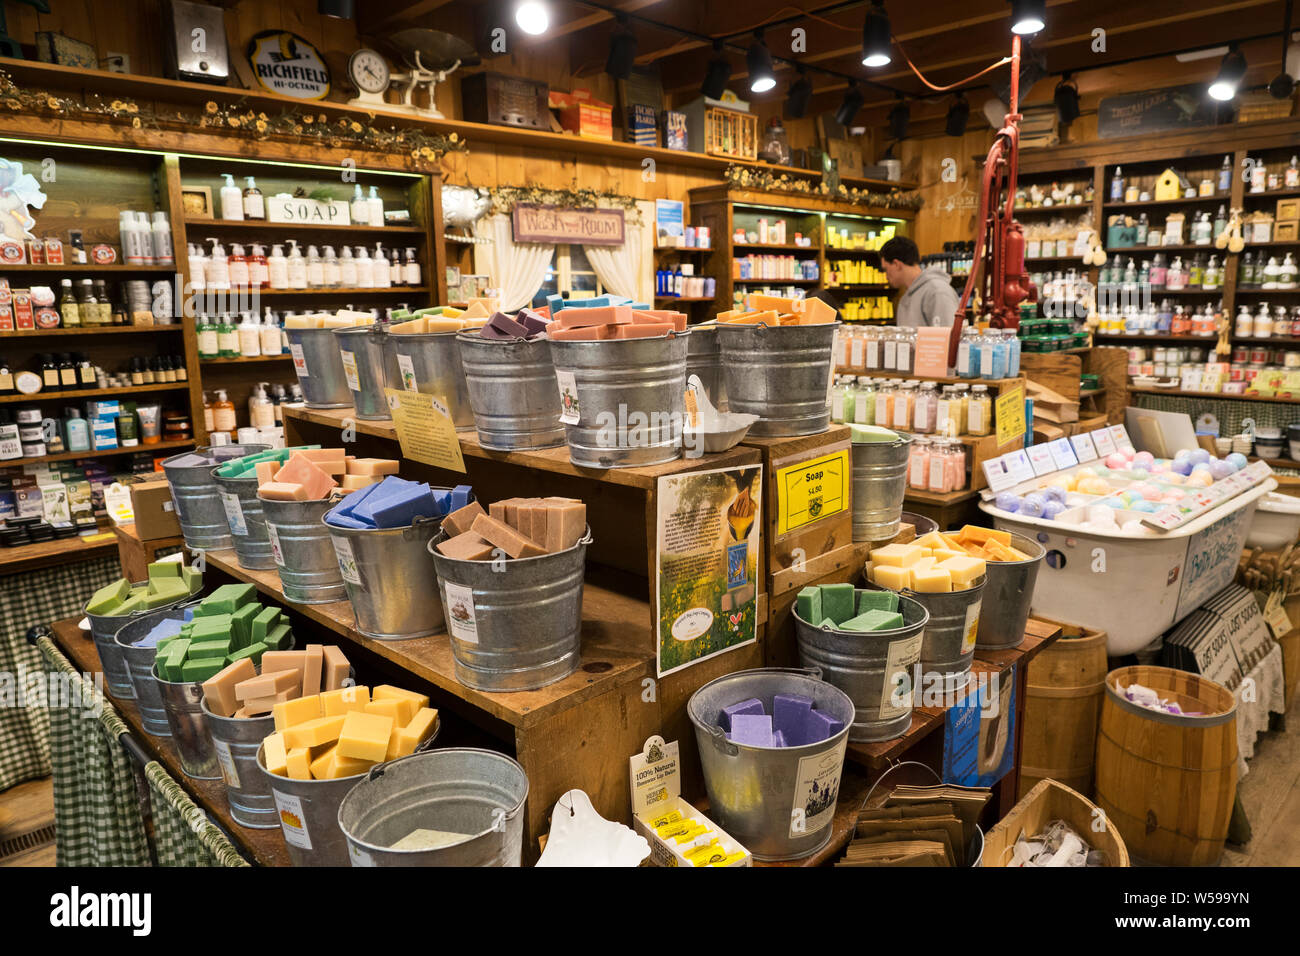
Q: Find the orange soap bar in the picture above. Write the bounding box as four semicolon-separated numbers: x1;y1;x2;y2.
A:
553;305;632;328
372;685;430;725
201;657;257;718
347;458;401;476
635;310;688;332
391;706;440;758
283;714;347;749
615;322;673;339
254;461;278;486
488;497;521;524
470;513;547;559
442;500;486;537
272;694;321;731
275;453;338;500
322;645;350;690
286;747;313;780
547;324;614;341
435;531;495;560
320;684;370;716
746;293;796;313
258;481;309;501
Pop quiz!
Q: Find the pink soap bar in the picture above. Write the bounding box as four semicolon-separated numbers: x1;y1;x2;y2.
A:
553;306;632;329
637;310;688;332
615;322;673;339
347;458;400;476
201;657;257;718
276;453;338;499
547;324;615;341
255;461;278;486
259;481;310;500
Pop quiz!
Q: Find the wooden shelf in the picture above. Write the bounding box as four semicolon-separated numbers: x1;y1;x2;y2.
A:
0;325;185;337
653;246;712;253
189;219;424;235
1025;255;1087;263
254;286;429;296
0;263;175;273
653;296;714;303
844;371;1023;388
903;487;980;506
1245;241;1300;248
732;242;820;253
0;526;118;573
1103;244;1223;254
824;247;882;256
1232;336;1300;345
1;437;194;468
1250;454;1298;468
0;382;188;404
1237;286;1300;294
1103;195;1228;210
732;277;820;285
1095;333;1216;344
1013;203;1093;214
202;548;652;730
201;354;293;364
1128;386;1300;403
1243;187;1300;200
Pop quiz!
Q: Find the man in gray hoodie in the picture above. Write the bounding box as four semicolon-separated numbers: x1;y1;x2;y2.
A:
880;236;960;328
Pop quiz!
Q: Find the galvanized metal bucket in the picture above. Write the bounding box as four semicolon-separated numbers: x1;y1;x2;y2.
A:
901;511;938;537
975;533;1044;650
457;333;566;450
686;324;728;413
851;432;913;542
384;330;476;430
547;332;689;469
201;701;277;829
259;496;346;604
337;748;529;866
256;719;438;866
327;517;444;640
114;604;199;735
153;664;220;779
715;321;839;437
285;326;352;408
212;470;275;570
163;444;270;551
335;323;400;421
794;594;929;744
85;579;194;700
688;667;854;861
901;577;986;693
427;528;590;692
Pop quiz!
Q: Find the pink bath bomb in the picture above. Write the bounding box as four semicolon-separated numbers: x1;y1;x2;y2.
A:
1105;453;1128;469
1132;451;1155;469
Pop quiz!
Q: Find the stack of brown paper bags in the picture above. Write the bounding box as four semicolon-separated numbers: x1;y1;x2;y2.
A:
837;783;992;867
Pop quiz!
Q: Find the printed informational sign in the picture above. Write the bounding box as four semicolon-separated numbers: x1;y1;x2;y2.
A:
1098;85;1218;138
512;203;625;246
942;664;1016;788
995;385;1026;448
655;199;684;246
386;387;465;473
246;31;331;100
1175;504;1255;620
1069;432;1098;463
775;449;848;535
654;465;762;677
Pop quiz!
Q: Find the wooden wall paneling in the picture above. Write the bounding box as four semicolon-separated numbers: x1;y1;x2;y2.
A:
161;153;208;445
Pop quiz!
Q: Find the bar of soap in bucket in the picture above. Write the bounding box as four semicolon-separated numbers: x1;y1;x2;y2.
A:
718;697;764;731
870;543;923;567
773;694;813;745
442;500;485;536
805;709;845;744
390;828;472;850
436;531;495;560
470;514;547;559
796;586;822;624
728;714;774;747
851;424;900;443
841;609;904;632
857;590;899;613
936;555;986;587
821;583;856;625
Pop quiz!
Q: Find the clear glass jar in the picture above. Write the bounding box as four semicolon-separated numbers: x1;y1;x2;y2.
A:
968;384;992;436
909;436;932;490
874;383;895;427
1005;328;1022;377
830;375;848;423
852;377;875;424
952;384;970;435
947;439;967;491
956;328;979;378
881;328;899;371
864;326;883;370
892;382;916;431
913;382;938;434
896;327;916;374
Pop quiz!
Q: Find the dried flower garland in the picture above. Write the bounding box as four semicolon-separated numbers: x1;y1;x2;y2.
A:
723;163;923;210
485;184;644;225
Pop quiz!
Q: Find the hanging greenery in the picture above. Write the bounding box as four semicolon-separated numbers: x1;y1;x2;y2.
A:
485;183;644;225
723;163;923;210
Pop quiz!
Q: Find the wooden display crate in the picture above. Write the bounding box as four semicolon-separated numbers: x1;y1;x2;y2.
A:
765;541;871;668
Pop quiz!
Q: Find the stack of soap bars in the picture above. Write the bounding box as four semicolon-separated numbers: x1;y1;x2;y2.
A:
239;446;402;499
476;308;551;340
717;693;844;747
283;310;379;329
202;641;350;719
388;301;491;334
547;304;687;341
797;583;905;631
434;495;587;560
153;584;292;684
324;476;472;530
715;293;837;326
866;528;1011;594
158;445;252;470
85;561;202;617
260;683;439;780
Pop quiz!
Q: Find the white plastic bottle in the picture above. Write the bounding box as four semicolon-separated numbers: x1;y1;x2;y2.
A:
120;212;143;265
367;185;384;227
354;245;374;288
242;176;265;220
238;310;261;356
339;245;357;287
219;173;243;221
350;183;370;225
322;245;341;287
260;307;282;355
134;212;156;265
227;242;250;289
151;211;174;266
286;239;307;289
187;242;207;291
247;242;269;289
403;247;421;287
306;244;325;288
372;243;391;287
267;243;289;290
205;238;230;290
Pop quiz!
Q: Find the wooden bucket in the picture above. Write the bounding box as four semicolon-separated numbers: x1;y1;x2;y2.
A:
1019;619;1108;799
1094;665;1238;867
984;779;1129;867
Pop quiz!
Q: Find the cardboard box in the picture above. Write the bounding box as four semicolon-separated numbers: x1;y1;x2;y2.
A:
1276;198;1300;222
129;479;181;540
550;89;613;140
1275;220;1298;243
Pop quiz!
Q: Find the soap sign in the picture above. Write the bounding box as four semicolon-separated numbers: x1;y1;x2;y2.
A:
267;196;350;226
247;31;331;100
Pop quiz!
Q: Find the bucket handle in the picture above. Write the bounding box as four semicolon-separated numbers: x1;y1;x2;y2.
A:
858;759;943;813
404;514;444;541
703;722;740;757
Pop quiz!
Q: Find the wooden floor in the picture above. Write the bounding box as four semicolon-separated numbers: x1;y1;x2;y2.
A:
0;778;56;867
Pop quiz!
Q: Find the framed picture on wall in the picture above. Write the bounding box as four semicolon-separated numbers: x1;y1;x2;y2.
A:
180;185;213;220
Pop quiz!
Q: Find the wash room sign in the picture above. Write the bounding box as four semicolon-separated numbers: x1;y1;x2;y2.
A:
511;204;625;246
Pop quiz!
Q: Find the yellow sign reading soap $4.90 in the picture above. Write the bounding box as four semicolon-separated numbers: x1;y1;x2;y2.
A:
776;449;849;536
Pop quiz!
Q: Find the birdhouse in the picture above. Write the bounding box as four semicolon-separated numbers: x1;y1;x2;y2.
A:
1154;168;1182;201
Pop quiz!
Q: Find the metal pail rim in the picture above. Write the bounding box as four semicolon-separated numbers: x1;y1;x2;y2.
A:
791;592;931;635
687;666;855;755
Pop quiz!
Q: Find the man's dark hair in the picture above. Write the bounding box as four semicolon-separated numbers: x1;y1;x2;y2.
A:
879;236;919;266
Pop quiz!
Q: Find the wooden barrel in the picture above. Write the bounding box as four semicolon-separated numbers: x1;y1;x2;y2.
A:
1094;665;1238;867
1019;623;1108;799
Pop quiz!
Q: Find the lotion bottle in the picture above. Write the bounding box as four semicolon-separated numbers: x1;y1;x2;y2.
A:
367;185;384;227
204;238;230;290
372;243;391;287
151;211;174;266
267;243;289;289
339;244;358;287
238;310;261;357
286;239;307;289
306;244;325;288
260;307;282;355
242;176;265;220
322;245;341;287
228;242;250;289
219;173;243;221
248;242;269;288
350;183;370;225
135;212;155;265
354;245;374;288
187;242;207;291
403;247;421;286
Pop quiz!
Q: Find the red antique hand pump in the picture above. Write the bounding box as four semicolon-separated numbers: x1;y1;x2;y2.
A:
947;34;1038;366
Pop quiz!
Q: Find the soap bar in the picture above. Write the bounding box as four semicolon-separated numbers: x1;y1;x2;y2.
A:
841;609;904;632
321;684;370;716
718;697;764;732
910;568;953;593
729;713;774;747
275;453;338;500
546;323;614;341
86;578;131;615
470;514;547;559
805;709;845;744
188;639;232;660
226;641;267;667
309;744;340;781
181;658;225;682
870;565;911;591
364;699;403;722
850;424;902;443
773;693;813;746
936;555;986;587
302;644;324;697
286;747;313;780
543;499;586;553
262;732;288;776
371;685;429;726
856;589;899;614
255;461;278;486
348;458;401;476
870;543;923;567
273;694;321;732
820;583;856;625
796;586;822;624
333;479;383;519
282;715;347;749
201;657;257;718
442;500;486;537
393;706;439;757
230;603;259;647
554;305;634;328
435;531;495;561
614;321;673;339
259;650;305;693
234;667;300;702
336;711;394;762
204;584;257;613
340;474;379;492
322;645;350;690
517;500;547;542
251;606;282;644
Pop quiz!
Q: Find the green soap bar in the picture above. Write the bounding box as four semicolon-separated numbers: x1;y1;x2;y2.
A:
146;577;188;600
856;589;899;614
796;586;822;625
850;424;903;443
251;605;280;643
187;639;231;659
190;614;232;640
86;578;131;615
820;617;838;628
147;561;182;579
181;658;225;682
182;566;202;594
231;604;260;648
141;588;184;610
265;623;292;650
202;583;257;615
161;640;190;681
841;609;904;632
110;592;147;617
820;583;856;626
227;641;268;667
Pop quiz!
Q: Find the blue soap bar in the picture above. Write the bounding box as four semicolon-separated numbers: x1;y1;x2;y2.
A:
773;693;813;746
136;617;185;648
324;513;371;530
728;714;774;747
805;709;845;744
451;485;473;510
774;730;786;747
183;608;195;622
546;293;566;316
362;484;440;529
334;480;384;520
630;303;650;310
718;697;764;732
350;477;419;523
563;295;612;309
432;488;452;516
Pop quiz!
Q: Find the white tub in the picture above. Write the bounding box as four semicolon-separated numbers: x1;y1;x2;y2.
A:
980;480;1275;655
1245;492;1300;551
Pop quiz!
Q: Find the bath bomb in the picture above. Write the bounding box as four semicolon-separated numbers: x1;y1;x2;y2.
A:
1188;471;1214;487
1191;462;1211;474
1087;505;1117;527
1188;448;1211;465
1102;498;1126;509
1209;460;1235;480
1170;457;1194;476
1139;484;1161;501
1175;448;1191;460
1042;499;1066;520
1042;485;1067;504
1019;493;1046;518
1133;451;1155;469
1078;477;1111;496
1164;472;1185;485
1105;453;1128;470
1127;468;1150;480
994;492;1021;513
1133;500;1160;513
1226;452;1248;471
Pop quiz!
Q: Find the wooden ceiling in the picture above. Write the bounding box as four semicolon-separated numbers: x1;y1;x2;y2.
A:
360;0;1296;127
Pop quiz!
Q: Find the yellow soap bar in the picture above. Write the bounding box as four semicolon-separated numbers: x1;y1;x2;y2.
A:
398;706;438;748
461;300;490;319
262;732;288;776
419;317;464;332
337;711;395;762
284;315;317;329
272;694;321;732
320;685;370;716
459;317;489;330
915;531;950;551
309;743;338;780
324;751;375;779
364;699;403;722
283;715;346;749
911;568;953;593
870;543;923;567
870;564;912;590
441;307;463;318
912;556;936;574
323;315;371;328
931;548;965;562
937;555;986;587
958;526;1011;546
389;317;426;334
286;747;312;780
372;685;430;725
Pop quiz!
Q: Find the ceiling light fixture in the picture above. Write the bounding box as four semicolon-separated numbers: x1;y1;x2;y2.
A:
835;81;864;126
701;40;731;99
786;67;813;118
888;95;910;139
1208;46;1247;101
861;1;892;68
748;31;777;93
1054;73;1080;124
1010;0;1046;35
945;93;970;136
514;0;549;36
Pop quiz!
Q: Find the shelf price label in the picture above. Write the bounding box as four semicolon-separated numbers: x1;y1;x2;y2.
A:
995;385;1026;448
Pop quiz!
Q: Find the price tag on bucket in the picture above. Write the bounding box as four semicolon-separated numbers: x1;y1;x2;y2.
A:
213;738;240;789
221;492;247;536
396;353;418;391
443;582;478;644
266;524;284;567
556;370;580;425
340;349;360;393
333;536;362;587
290;343;308;377
272;790;312;849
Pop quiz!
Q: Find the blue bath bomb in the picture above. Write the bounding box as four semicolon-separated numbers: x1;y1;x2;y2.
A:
1018;494;1045;518
995;492;1021;513
1042;499;1066;520
1209;460;1235;480
1225;452;1248;471
1042;486;1066;504
1103;498;1126;509
1188;449;1211;465
1171;458;1194;476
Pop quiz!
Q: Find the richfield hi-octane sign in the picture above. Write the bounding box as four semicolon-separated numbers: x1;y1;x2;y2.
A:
247;31;331;100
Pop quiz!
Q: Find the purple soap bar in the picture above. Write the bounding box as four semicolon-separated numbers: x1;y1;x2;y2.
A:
432;488;452;516
719;697;765;732
487;311;530;339
350;477;419;522
805;709;846;744
167;453;212;468
773;693;813;745
478;323;517;340
728;714;774;747
773;730;787;747
517;309;550;336
451;485;473;510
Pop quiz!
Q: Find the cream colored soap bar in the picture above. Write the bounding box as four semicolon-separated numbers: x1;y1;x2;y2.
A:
911;556;936;575
283;715;347;749
390;317;426;334
937;556;986;587
870;564;912;591
337;711;394;762
422;317;465;333
263;732;288;776
870;543;923;567
914;531;950;551
911;568;953;593
348;458;401;476
372;685;429;726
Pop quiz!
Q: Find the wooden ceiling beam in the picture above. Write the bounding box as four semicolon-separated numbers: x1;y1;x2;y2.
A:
359;0;459;35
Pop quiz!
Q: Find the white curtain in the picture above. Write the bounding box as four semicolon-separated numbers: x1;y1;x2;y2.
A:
584;200;654;304
471;213;554;311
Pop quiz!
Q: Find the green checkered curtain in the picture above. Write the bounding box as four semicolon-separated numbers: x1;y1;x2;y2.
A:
144;762;249;867
1130;393;1295;437
36;636;151;868
0;555;120;791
